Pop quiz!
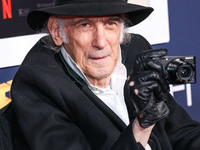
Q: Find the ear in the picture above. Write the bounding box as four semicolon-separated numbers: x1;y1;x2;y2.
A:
47;16;63;46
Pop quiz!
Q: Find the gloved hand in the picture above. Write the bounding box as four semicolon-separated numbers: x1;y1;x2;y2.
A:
128;49;170;128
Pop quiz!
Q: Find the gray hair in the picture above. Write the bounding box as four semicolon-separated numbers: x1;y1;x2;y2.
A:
41;16;132;52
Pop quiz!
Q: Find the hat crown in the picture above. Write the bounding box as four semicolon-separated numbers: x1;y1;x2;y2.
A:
54;0;127;5
28;0;153;31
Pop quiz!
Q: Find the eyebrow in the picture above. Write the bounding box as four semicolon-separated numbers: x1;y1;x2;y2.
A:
107;16;121;22
72;18;93;26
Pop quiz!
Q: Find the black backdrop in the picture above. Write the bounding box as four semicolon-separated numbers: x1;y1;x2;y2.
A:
0;0;53;38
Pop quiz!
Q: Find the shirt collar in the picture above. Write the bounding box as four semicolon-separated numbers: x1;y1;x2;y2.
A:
60;46;127;93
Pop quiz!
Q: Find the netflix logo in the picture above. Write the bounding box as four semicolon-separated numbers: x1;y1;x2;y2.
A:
0;0;53;39
1;0;12;19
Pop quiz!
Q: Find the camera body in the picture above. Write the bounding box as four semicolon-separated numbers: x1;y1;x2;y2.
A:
156;55;196;84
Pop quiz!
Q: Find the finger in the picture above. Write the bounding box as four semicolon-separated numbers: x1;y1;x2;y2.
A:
133;83;155;100
148;82;165;102
136;49;168;62
129;74;155;89
136;82;163;103
144;72;169;92
134;89;139;95
131;71;169;92
137;82;167;102
127;75;130;81
135;59;168;79
129;81;135;87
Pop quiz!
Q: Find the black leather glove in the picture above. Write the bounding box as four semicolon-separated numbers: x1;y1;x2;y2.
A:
128;49;170;128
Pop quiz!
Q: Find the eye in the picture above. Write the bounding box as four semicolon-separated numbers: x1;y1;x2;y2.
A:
80;23;90;27
105;17;121;29
77;22;94;32
107;21;116;26
105;21;119;30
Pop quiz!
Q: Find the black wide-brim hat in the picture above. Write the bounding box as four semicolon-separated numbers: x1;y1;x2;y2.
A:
27;0;154;31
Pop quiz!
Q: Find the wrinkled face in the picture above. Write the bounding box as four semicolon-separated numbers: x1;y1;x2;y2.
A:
61;16;123;86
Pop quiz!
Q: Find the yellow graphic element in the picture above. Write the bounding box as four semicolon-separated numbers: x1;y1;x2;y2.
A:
0;80;12;109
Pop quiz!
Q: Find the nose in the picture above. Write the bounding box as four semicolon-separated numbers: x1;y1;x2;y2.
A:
92;25;108;50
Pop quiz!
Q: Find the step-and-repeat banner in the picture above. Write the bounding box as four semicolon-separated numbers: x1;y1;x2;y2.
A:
0;0;200;121
0;0;53;38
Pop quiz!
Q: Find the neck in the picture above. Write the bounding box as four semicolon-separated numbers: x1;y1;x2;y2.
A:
86;75;111;88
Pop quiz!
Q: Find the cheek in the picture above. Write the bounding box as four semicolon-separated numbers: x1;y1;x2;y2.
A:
111;49;119;69
107;29;121;46
67;33;92;61
108;33;120;62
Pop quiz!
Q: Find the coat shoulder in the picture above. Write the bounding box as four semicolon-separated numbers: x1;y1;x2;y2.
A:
121;33;152;75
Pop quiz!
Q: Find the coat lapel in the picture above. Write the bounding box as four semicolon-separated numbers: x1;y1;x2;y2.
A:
56;51;127;131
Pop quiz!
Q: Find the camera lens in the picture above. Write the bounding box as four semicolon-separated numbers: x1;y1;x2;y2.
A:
180;67;190;77
178;64;193;80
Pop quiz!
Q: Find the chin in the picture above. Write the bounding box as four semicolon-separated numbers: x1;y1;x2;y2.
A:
92;70;112;80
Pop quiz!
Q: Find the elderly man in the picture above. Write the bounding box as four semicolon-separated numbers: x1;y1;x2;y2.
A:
9;0;200;150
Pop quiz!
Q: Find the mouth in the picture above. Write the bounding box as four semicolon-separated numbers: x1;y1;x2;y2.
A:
88;50;111;62
90;56;108;60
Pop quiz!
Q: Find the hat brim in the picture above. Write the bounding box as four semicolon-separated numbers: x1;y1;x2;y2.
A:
27;2;153;31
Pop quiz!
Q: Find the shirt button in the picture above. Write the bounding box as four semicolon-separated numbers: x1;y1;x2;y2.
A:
94;90;100;94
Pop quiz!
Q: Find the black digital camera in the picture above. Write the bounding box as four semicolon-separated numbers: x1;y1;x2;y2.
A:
156;54;196;84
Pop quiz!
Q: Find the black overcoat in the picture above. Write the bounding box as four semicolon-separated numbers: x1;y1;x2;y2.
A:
2;34;200;150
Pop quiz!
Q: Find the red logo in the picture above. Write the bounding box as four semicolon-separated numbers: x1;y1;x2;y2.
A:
2;0;12;19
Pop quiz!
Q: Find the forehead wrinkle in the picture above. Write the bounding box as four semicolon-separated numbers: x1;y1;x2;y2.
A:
65;15;123;25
